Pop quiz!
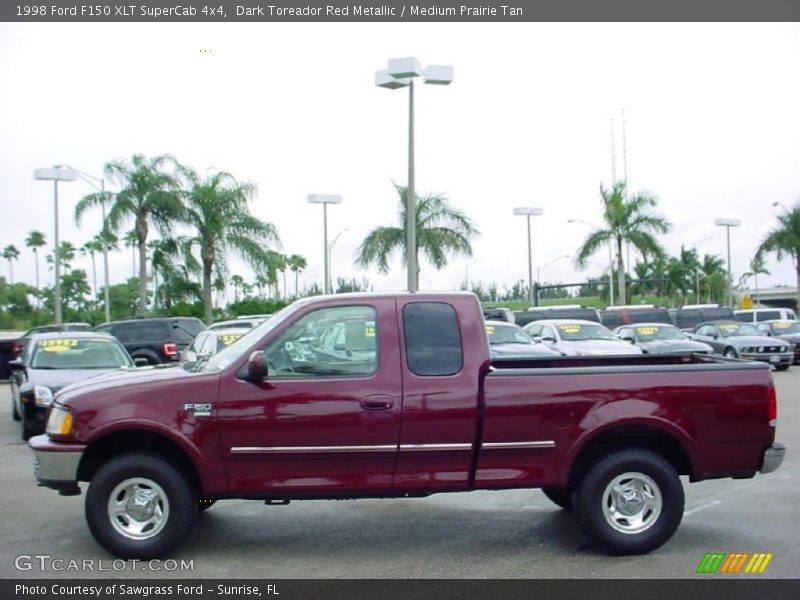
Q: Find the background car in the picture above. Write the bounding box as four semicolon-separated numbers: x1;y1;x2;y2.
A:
599;306;672;329
614;323;713;354
756;320;800;364
485;321;562;359
672;305;735;331
94;316;205;364
12;322;92;359
514;305;601;327
686;320;793;370
207;316;268;331
523;319;642;356
482;307;515;323
8;332;136;440
183;328;247;362
735;307;798;323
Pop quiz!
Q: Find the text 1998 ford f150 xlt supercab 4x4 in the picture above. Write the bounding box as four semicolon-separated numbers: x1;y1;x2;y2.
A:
29;292;785;558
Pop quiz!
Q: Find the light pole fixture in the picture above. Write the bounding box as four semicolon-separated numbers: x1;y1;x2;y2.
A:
715;217;742;307
328;228;348;294
57;165;112;323
376;57;453;293
513;207;544;305
34;166;78;324
308;194;343;295
568;219;615;307
537;254;570;285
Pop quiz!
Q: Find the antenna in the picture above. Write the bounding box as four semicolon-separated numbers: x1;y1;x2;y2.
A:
621;108;628;186
610;118;617;184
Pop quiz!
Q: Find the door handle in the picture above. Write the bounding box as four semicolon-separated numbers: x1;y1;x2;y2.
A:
360;396;395;411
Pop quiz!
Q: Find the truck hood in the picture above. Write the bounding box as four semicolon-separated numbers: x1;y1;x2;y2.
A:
54;364;193;404
557;340;643;356
638;340;713;354
490;343;561;358
27;367;131;393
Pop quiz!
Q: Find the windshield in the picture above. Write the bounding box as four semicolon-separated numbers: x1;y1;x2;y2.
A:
719;322;760;337
486;323;531;345
30;338;133;370
202;302;301;372
557;323;615;341
769;321;800;334
634;325;684;341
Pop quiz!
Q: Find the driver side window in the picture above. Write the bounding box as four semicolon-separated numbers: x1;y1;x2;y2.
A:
263;305;378;378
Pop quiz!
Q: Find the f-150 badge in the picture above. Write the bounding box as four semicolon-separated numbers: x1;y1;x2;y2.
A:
184;403;212;417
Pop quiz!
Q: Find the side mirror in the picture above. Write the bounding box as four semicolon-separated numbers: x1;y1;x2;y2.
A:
245;351;269;382
532;336;543;344
8;358;24;371
542;336;556;343
134;357;149;367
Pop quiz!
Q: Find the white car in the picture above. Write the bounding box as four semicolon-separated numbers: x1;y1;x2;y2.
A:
523;319;643;356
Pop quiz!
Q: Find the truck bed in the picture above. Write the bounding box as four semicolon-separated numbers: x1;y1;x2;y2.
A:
489;352;769;373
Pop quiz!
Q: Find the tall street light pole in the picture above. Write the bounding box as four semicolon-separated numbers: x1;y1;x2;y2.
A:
308;194;342;295
328;228;348;293
715;218;742;308
513;207;543;306
57;165;112;323
34;166;78;324
376;57;453;293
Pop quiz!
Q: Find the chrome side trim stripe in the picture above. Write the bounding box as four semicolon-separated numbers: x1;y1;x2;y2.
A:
482;441;556;449
230;440;555;455
399;443;472;452
230;445;396;454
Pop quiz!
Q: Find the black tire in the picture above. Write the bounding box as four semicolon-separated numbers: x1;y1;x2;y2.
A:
85;453;197;559
21;420;34;441
541;487;573;511
11;397;21;421
198;498;217;512
574;448;684;555
775;364;790;372
723;348;737;359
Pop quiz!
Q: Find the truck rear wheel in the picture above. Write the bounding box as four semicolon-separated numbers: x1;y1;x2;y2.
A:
541;487;573;510
85;453;197;559
574;449;683;555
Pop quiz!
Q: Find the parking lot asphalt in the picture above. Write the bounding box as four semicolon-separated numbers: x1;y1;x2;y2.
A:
0;369;797;580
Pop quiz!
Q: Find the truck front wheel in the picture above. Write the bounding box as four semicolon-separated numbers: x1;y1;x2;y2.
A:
541;487;573;510
85;453;197;559
574;449;684;555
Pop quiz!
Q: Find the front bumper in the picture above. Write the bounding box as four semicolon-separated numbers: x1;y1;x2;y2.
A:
28;434;86;495
760;443;785;474
740;352;793;367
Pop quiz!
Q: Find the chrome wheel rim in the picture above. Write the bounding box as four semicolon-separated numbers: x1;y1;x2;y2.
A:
107;477;170;540
601;472;662;535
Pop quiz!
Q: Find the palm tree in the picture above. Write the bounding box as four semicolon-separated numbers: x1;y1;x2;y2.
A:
575;182;671;304
287;254;307;298
46;241;77;271
179;168;280;324
756;202;800;309
230;275;245;303
699;254;728;304
25;231;46;301
123;229;138;277
75;154;184;315
81;238;105;304
355;184;478;281
2;245;19;283
743;254;770;308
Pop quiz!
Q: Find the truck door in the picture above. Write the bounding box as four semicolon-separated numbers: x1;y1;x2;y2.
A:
393;298;486;491
217;299;402;494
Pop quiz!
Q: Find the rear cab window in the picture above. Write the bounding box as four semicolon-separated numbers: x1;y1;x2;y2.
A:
403;302;463;376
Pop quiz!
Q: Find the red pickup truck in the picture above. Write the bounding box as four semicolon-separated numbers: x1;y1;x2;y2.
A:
29;292;784;559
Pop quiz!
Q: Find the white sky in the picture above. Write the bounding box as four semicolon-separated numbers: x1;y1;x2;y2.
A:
1;22;799;298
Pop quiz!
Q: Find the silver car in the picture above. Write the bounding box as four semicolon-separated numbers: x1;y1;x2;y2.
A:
614;323;713;354
523;319;642;356
485;321;562;359
686;321;793;371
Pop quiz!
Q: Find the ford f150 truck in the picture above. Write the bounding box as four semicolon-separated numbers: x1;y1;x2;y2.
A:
29;292;785;559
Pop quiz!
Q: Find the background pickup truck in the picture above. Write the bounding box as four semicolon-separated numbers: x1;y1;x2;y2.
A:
29;292;784;559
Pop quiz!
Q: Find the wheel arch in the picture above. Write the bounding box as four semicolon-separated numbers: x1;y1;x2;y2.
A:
562;420;698;488
78;427;209;495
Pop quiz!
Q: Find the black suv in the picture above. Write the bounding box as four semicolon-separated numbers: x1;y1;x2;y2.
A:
94;317;205;365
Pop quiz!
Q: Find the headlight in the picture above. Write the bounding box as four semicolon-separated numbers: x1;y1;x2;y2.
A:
46;405;73;437
34;385;53;407
742;346;754;353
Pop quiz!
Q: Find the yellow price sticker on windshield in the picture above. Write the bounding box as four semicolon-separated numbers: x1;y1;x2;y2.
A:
365;326;376;337
773;321;792;329
719;324;739;331
219;334;242;346
485;325;495;335
558;324;582;333
636;326;659;335
40;339;79;352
